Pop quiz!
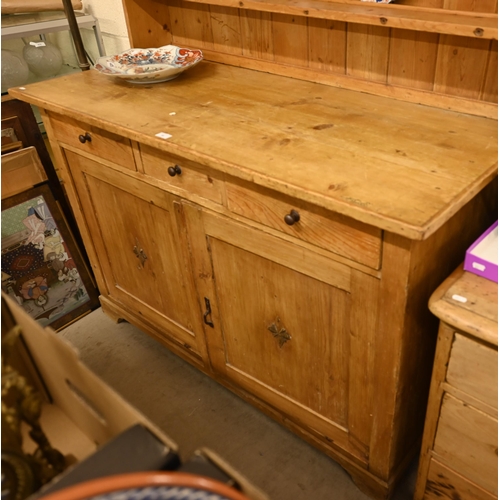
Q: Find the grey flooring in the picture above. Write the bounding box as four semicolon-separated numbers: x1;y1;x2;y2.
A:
59;307;417;500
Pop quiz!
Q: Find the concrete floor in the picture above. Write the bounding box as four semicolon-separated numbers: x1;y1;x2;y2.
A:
59;307;418;500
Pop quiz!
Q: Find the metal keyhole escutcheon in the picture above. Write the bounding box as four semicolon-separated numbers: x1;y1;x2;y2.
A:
133;239;147;268
268;318;291;347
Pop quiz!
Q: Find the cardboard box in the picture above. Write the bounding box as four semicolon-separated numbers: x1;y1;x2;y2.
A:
464;221;498;282
2;293;179;493
1;294;268;500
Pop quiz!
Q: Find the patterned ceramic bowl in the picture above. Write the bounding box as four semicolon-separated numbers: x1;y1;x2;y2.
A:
94;45;203;84
38;472;252;500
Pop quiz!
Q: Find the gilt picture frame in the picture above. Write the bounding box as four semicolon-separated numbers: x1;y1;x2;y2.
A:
1;182;99;330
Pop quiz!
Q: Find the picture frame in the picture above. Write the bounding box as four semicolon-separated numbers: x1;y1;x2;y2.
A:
1;182;100;330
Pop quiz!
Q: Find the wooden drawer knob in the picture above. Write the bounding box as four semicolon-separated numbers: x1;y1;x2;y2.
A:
168;165;182;177
78;132;92;143
284;209;300;226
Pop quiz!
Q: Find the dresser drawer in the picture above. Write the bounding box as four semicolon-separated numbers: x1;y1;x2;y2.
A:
447;333;498;409
433;393;498;495
48;113;137;171
424;458;496;500
141;145;224;205
226;183;382;269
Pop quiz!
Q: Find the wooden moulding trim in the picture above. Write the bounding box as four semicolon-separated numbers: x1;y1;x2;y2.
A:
202;50;499;120
431;301;498;346
182;0;498;40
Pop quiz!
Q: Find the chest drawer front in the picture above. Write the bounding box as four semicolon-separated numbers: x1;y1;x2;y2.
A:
424;458;496;500
227;183;382;268
433;393;498;495
447;333;498;409
49;113;136;171
141;145;224;204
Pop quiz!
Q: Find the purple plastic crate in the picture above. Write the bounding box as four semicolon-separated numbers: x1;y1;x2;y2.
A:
464;221;498;282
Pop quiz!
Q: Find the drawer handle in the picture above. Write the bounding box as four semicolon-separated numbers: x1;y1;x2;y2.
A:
284;209;300;226
78;132;92;144
168;165;182;177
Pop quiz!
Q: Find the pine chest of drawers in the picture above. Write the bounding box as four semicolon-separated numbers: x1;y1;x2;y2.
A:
415;266;498;500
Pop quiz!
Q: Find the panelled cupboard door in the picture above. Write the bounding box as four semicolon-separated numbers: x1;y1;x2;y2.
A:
186;206;380;465
63;149;207;359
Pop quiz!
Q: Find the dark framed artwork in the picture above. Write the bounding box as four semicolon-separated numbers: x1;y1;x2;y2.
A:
1;182;99;330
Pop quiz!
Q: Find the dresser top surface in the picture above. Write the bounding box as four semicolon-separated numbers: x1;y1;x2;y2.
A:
9;62;498;240
430;266;498;346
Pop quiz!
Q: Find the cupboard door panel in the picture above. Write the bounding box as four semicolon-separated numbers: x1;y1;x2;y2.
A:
211;238;351;426
195;210;378;464
65;150;205;356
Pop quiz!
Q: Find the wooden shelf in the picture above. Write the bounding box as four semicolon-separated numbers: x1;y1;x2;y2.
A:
183;0;498;39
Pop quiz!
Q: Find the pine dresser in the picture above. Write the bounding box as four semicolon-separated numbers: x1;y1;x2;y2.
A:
8;1;498;497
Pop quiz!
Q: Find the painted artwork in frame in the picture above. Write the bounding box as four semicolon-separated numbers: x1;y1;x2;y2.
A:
1;182;99;330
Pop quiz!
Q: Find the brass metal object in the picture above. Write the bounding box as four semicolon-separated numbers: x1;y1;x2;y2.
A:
268;318;291;347
133;239;148;268
2;326;67;499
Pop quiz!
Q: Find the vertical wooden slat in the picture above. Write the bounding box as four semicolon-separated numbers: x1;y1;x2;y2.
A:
272;13;309;67
481;40;498;103
240;10;274;61
346;24;390;83
413;322;455;500
388;29;439;90
169;0;214;51
348;270;379;460
210;5;242;55
368;233;412;481
167;0;187;46
434;36;491;99
308;19;347;74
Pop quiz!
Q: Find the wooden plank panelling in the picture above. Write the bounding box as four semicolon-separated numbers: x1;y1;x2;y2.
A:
240;9;274;60
272;13;309;67
128;2;497;114
481;40;498;102
388;29;439;91
210;5;242;55
434;35;491;99
444;0;497;12
121;0;173;48
347;24;390;83
308;19;347;74
402;0;444;6
170;0;214;50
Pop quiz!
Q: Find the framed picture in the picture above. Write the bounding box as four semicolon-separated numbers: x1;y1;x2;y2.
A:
1;182;99;330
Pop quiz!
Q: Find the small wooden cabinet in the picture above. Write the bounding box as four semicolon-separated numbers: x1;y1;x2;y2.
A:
414;267;498;500
9;62;497;499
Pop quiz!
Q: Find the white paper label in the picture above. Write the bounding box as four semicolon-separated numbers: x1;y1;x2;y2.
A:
155;132;172;140
452;294;467;303
30;41;46;47
472;262;486;271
